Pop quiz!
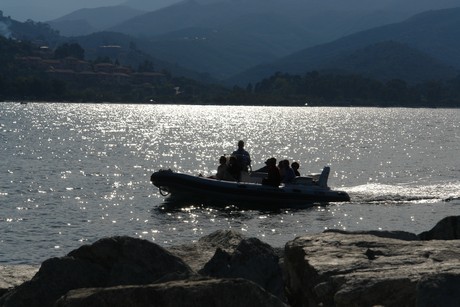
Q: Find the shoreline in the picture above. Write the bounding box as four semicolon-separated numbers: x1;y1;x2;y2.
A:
2;101;460;109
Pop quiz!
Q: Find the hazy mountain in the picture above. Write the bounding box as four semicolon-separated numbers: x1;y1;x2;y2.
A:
121;0;182;11
135;14;315;79
5;0;459;24
0;13;215;83
110;0;460;39
71;31;217;82
104;0;460;80
1;0;122;22
110;1;235;37
5;0;460;87
48;6;145;36
0;12;61;45
105;0;392;78
323;41;457;83
227;7;460;86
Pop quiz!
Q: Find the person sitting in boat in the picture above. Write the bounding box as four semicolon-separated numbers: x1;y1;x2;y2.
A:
210;156;236;181
291;161;301;177
232;140;251;172
262;157;281;187
281;159;296;183
215;156;228;180
227;156;241;181
278;160;286;179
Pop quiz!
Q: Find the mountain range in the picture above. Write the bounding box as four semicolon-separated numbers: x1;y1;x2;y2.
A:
227;7;460;85
47;6;146;37
3;0;460;88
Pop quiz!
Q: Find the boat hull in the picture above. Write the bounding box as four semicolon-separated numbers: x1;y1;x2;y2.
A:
150;170;350;209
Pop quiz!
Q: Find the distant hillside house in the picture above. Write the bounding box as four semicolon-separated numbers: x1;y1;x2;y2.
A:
61;57;92;72
94;63;117;74
17;54;165;86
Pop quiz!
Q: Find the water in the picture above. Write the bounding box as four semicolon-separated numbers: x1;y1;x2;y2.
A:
1;102;459;264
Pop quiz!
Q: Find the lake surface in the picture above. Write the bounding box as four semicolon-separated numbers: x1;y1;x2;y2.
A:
1;102;459;264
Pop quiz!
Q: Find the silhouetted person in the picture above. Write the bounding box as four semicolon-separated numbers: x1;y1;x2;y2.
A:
281;159;296;183
227;156;240;181
232;140;251;172
216;156;228;180
262;157;281;187
291;162;300;176
277;160;285;179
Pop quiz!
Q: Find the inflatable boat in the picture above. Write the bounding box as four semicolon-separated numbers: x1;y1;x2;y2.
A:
150;166;350;209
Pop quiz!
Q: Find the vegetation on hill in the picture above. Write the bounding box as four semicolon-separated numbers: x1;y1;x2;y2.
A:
0;11;60;46
0;35;459;107
1;9;459;107
240;71;460;107
0;36;229;103
228;7;460;86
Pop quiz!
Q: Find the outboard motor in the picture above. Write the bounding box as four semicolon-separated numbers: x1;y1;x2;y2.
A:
318;166;330;188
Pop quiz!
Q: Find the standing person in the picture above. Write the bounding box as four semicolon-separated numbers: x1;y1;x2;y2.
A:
262;157;281;187
232;140;251;172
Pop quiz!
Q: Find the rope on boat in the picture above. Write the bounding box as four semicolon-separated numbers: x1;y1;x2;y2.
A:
159;187;170;196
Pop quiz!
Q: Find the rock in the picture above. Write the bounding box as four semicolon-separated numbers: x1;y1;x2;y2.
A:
168;230;286;301
0;236;194;307
168;229;246;272
55;278;288;307
284;231;460;307
418;215;460;240
67;236;194;284
4;217;460;307
0;265;38;297
416;273;460;307
199;237;285;301
325;229;420;241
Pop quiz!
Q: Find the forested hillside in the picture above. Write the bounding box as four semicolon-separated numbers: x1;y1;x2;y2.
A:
229;7;460;86
1;9;459;107
1;34;459;107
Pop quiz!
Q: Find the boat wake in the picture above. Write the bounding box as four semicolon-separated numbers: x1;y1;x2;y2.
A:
344;181;460;205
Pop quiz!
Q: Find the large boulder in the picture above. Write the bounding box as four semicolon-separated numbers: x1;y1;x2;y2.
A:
284;231;460;307
55;278;288;307
418;215;460;240
168;229;286;301
168;229;246;272
199;237;285;301
325;229;420;241
0;236;194;307
416;273;460;307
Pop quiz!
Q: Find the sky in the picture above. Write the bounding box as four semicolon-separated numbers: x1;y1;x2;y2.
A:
2;0;128;21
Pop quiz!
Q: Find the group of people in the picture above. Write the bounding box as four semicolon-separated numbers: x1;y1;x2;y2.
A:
261;157;300;187
213;140;301;187
215;140;251;181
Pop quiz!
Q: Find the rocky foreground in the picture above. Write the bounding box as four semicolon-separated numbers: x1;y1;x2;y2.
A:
1;216;459;307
